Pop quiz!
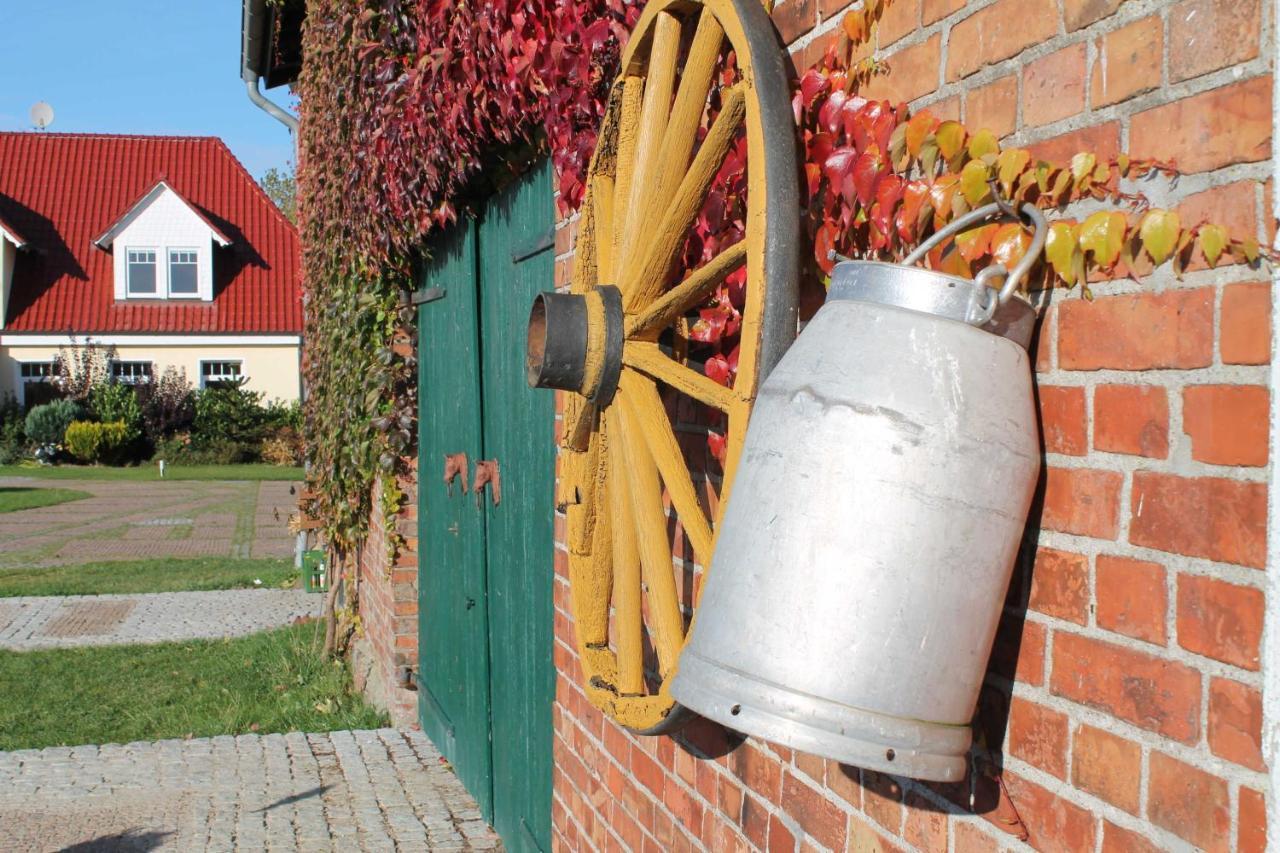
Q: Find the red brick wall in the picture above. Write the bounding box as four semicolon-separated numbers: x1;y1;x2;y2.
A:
551;0;1274;850
353;464;420;726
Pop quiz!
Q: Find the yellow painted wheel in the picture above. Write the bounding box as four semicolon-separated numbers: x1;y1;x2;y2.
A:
544;0;799;734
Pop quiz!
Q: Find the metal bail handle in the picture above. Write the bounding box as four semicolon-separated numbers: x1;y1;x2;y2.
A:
901;198;1048;327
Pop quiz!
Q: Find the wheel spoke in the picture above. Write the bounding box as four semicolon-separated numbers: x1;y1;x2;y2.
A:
623;342;737;412
623;85;746;312
618;370;715;566
616;391;686;678
605;406;646;695
612;77;644;268
625;241;747;339
620;10;681;274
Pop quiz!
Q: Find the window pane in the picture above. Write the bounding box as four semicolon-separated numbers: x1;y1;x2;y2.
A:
110;361;153;384
128;250;156;295
169;250;198;294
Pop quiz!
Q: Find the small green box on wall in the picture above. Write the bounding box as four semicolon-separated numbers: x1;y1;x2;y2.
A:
303;550;327;594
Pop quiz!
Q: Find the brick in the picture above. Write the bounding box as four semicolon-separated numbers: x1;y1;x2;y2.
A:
990;614;1047;685
1058;289;1214;371
1178;181;1259;239
965;75;1018;139
1028;548;1089;623
876;0;920;46
1147;753;1230;850
1027;121;1122;165
1070;724;1142;814
922;0;965;25
953;821;1001;853
826;762;861;810
1007;698;1068;778
1063;0;1123;30
861;769;904;833
1130;472;1267;568
1207;677;1264;770
1096;554;1167;644
1001;772;1095;853
1041;467;1122;539
1090;16;1162;108
1239;787;1267;853
1023;43;1087;127
1101;820;1165;853
781;773;847;850
1169;0;1261;82
1177;573;1263;670
946;0;1060;81
903;790;947;851
1182;385;1269;467
818;0;856;16
767;812;795;853
1051;631;1200;742
863;35;941;104
1037;386;1086;455
730;743;781;801
771;0;817;44
1131;76;1272;174
1093;384;1169;459
1221;283;1271;365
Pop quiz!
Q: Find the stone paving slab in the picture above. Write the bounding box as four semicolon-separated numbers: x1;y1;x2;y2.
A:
0;728;502;852
0;590;322;650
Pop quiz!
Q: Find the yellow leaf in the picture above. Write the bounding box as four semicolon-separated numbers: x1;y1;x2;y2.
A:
1138;209;1181;266
997;149;1031;194
1199;223;1228;268
843;9;868;43
1079;210;1127;269
1116;153;1130;177
1070;152;1096;182
960;160;992;206
1240;237;1260;263
1045;222;1081;286
935;121;967;163
968;128;1000;162
991;222;1032;269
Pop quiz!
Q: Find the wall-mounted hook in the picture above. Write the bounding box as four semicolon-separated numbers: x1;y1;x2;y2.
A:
473;460;501;507
444;452;469;495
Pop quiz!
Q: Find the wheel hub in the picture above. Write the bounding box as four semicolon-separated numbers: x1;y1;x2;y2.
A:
526;285;625;405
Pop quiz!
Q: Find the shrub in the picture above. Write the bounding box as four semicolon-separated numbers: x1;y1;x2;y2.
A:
260;427;304;466
88;382;143;443
54;340;117;403
153;432;254;465
24;400;83;448
0;393;24;464
64;420;130;464
135;367;195;443
193;380;269;448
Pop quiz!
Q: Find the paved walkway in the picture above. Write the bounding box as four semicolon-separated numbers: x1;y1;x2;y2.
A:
0;589;321;650
0;478;298;568
0;728;502;852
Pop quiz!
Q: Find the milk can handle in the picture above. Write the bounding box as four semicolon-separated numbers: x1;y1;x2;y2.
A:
901;200;1048;326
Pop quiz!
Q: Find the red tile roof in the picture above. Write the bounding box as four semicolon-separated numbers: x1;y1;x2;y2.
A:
0;132;301;334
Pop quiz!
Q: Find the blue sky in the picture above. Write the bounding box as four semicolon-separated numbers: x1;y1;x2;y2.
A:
0;1;295;180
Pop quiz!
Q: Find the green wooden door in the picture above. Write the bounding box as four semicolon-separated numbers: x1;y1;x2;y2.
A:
417;160;555;853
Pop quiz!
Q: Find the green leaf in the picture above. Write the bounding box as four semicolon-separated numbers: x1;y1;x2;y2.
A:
1079;211;1127;269
1199;223;1228;268
1138;209;1181;266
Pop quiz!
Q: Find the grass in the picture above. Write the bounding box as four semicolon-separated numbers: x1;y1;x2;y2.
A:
0;557;299;598
0;463;303;482
0;621;388;750
0;487;91;514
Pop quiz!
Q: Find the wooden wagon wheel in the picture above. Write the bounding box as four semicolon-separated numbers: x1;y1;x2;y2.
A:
527;0;799;734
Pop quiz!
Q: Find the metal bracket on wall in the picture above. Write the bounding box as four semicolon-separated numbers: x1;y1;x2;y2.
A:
412;287;447;305
511;227;555;264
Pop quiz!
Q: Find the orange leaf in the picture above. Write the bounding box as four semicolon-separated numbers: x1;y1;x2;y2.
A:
955;223;998;262
842;9;869;43
991;222;1032;269
905;111;936;157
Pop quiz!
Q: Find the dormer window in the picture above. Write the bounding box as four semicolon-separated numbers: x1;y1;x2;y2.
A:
94;180;231;303
168;249;199;296
127;249;158;296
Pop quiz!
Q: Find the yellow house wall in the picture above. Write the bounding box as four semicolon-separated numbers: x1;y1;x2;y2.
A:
0;342;302;403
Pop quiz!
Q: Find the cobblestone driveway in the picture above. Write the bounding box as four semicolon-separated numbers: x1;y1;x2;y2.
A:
0;728;501;852
0;478;298;568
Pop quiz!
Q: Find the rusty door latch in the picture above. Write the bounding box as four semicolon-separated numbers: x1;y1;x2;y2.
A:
443;453;469;495
473;460;501;507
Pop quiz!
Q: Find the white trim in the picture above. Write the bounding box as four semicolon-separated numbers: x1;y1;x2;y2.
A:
199;358;244;389
0;334;300;346
94;181;231;249
0;225;26;249
166;247;201;298
126;247;159;296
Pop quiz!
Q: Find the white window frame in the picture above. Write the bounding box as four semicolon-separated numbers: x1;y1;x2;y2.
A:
109;360;154;385
167;248;200;298
15;361;59;408
126;248;159;297
199;359;244;389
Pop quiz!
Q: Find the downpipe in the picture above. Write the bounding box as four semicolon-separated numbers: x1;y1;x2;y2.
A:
244;74;299;136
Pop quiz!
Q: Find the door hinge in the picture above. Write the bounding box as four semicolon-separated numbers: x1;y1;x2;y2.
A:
412;286;447;305
511;228;555;264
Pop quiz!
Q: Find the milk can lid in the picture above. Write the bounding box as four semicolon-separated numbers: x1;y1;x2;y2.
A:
827;260;1038;351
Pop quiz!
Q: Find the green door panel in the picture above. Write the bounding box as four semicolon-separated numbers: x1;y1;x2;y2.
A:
478;159;556;853
416;217;494;820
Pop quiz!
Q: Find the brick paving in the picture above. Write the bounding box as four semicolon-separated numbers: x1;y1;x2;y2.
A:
0;477;298;568
0;590;321;650
0;728;502;852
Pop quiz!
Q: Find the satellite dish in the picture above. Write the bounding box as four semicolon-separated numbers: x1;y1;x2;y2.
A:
29;102;54;131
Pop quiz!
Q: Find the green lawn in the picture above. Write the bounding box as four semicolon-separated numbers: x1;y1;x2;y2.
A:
0;557;299;597
0;463;303;482
0;622;388;750
0;486;91;514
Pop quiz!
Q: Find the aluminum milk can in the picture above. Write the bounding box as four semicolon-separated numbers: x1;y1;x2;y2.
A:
671;202;1047;782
